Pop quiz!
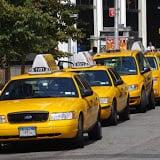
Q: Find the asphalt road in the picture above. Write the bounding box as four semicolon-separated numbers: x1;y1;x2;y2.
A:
1;107;160;160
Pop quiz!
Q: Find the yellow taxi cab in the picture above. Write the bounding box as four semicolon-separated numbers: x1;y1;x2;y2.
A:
144;51;160;104
66;65;130;125
93;50;155;112
0;54;101;148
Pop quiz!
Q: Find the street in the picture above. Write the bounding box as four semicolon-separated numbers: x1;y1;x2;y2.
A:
1;107;160;160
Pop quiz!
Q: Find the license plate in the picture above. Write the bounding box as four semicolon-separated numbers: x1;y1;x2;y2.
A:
19;127;36;137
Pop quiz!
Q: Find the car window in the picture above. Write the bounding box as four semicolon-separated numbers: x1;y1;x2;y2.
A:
108;69;118;85
109;68;122;81
1;78;78;100
74;76;86;95
95;57;137;75
78;76;92;91
74;70;112;86
136;53;149;72
146;57;158;69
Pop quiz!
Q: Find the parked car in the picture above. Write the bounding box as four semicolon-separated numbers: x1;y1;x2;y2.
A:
144;51;160;104
0;54;102;148
66;65;130;125
93;50;155;112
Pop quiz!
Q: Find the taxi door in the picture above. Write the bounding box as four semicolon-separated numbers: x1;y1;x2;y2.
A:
136;53;152;101
156;56;160;96
108;68;127;111
75;76;98;128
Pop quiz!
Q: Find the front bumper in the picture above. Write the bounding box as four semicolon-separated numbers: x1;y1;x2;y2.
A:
129;90;141;107
0;120;78;142
100;104;111;120
153;83;160;99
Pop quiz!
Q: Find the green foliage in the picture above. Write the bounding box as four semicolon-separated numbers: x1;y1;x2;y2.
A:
0;0;83;67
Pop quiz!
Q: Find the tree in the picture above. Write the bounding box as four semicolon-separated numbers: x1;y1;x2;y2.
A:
0;0;83;78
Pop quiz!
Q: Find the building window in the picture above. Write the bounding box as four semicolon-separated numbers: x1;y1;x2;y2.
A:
76;0;93;5
127;0;138;10
103;0;114;9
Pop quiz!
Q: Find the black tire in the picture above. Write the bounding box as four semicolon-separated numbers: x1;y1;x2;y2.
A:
74;115;84;148
88;119;102;140
108;100;118;125
157;99;160;106
119;97;130;121
137;90;147;113
148;89;155;109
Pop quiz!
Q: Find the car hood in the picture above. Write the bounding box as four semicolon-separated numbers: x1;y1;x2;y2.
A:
91;86;115;97
151;69;160;78
121;75;142;85
0;98;80;114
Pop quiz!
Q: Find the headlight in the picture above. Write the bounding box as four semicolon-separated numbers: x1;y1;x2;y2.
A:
153;77;158;83
50;112;74;121
99;97;110;104
0;115;7;123
128;84;138;91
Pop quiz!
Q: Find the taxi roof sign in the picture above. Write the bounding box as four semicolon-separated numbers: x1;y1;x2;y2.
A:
28;54;58;74
72;52;95;67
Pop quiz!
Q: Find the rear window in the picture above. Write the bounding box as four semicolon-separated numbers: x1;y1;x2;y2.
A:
95;57;137;75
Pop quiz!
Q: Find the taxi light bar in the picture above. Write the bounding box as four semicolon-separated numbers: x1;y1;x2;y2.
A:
70;51;95;68
28;54;58;75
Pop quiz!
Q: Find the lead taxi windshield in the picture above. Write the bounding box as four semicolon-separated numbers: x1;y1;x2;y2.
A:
0;78;78;100
96;57;137;75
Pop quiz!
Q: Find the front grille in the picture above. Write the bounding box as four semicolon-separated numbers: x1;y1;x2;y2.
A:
7;111;49;123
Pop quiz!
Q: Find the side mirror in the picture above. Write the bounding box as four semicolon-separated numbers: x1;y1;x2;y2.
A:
141;67;150;74
115;80;123;86
82;89;93;97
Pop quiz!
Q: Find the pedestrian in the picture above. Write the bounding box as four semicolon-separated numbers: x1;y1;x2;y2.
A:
147;42;155;51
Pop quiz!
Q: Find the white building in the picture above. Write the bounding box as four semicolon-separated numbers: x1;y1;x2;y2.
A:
59;0;147;53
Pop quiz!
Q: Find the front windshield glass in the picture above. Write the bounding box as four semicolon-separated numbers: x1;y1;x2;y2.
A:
75;70;112;86
95;57;137;75
146;57;158;69
1;78;78;100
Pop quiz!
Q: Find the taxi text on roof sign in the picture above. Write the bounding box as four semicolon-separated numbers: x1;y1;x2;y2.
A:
28;54;58;74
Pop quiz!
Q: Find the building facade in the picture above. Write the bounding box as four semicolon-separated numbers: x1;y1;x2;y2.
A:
59;0;149;53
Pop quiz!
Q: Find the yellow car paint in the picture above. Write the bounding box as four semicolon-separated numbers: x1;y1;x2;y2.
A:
145;52;160;102
93;50;153;110
0;71;100;142
66;65;129;121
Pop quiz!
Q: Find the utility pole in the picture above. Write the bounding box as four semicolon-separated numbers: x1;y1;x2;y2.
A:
114;0;119;50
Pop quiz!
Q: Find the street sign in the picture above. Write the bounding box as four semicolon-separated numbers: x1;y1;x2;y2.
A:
109;8;115;17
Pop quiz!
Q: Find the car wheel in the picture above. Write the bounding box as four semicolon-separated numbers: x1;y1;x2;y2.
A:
148;89;155;109
108;100;118;125
119;97;130;121
137;90;147;113
88;119;102;140
74;115;84;148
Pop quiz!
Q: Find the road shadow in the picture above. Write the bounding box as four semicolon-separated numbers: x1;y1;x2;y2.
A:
101;116;130;127
0;135;97;154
